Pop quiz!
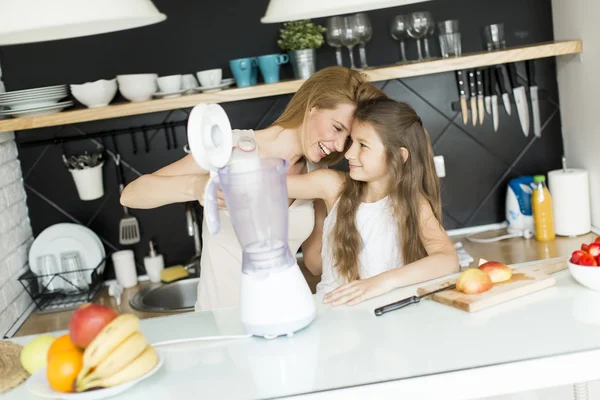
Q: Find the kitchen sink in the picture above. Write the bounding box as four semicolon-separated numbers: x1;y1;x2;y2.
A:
129;278;199;312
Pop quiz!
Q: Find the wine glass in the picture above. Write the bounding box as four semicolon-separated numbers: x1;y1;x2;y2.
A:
423;12;435;58
353;13;373;69
391;15;409;63
326;16;345;66
341;15;360;69
407;12;431;60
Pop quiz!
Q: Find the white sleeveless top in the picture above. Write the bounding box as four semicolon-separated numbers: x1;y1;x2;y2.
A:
195;129;322;311
316;195;403;294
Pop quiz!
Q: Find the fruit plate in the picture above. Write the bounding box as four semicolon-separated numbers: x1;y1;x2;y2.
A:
26;354;163;399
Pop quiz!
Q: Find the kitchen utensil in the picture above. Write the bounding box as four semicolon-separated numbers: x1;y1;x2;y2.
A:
526;60;541;137
506;62;530;136
60;251;89;291
476;69;484;125
326;16;344;66
490;67;499;131
416;258;567;312
354;13;372;69
483;23;506;50
422;11;435;59
374;283;456;316
438;20;460;58
390;14;409;62
455;70;468;125
483;68;491;115
114;153;141;245
341;15;360;69
407;12;431;60
36;254;61;292
495;66;512;115
467;70;477;126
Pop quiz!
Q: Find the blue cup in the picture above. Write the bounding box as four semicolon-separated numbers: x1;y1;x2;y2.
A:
229;57;258;88
257;54;289;84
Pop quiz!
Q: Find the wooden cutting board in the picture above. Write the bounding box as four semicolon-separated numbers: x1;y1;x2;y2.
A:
416;257;568;312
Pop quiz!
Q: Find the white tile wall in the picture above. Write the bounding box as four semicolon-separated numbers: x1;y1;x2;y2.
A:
0;133;34;337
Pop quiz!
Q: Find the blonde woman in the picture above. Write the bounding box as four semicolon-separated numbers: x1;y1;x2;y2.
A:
120;66;386;311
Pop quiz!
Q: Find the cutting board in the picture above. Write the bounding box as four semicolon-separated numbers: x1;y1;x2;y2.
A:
416;257;568;312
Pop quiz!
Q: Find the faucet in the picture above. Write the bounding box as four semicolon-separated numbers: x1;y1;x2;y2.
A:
185;203;201;277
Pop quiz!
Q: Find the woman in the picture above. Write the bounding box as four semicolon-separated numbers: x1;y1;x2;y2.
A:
120;66;386;311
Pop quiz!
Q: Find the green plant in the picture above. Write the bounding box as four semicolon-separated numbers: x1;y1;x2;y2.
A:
277;20;327;51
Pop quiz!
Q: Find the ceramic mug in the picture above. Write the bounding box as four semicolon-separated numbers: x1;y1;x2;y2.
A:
196;69;222;88
229;57;258;88
257;54;289;84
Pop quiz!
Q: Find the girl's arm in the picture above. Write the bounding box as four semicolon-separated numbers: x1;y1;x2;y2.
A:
324;201;460;306
120;154;210;209
286;169;344;212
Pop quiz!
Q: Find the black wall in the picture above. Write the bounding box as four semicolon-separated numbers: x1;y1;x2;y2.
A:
0;0;562;277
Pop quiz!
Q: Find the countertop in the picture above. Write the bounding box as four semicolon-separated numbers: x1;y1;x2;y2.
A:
6;253;600;399
12;230;596;338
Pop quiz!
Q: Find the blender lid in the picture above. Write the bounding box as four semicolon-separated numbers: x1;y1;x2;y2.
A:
187;104;233;172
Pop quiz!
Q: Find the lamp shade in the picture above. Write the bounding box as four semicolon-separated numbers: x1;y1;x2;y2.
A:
261;0;431;23
0;0;166;46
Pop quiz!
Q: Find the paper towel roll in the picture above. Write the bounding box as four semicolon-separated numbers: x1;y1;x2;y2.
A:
548;168;591;236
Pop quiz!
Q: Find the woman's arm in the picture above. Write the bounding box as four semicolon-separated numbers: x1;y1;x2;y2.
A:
300;199;327;275
324;201;459;305
120;154;210;209
287;169;344;211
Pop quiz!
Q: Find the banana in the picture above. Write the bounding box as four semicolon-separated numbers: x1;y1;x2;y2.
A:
78;331;147;385
76;345;158;392
78;313;140;379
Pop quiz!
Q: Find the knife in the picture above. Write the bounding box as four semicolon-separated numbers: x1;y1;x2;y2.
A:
506;62;530;137
476;69;485;125
526;60;541;137
495;66;512;116
467;70;477;126
490;68;499;132
483;68;491;115
374;283;457;316
455;70;469;125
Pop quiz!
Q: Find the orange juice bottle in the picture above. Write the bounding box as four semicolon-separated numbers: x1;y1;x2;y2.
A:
531;175;555;242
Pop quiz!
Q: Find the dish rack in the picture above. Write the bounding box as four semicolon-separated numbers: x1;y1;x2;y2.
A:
18;253;110;314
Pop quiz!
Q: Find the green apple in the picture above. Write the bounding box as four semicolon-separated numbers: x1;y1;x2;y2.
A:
20;334;56;374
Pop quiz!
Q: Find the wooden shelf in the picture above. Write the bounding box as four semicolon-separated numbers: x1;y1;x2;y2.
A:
0;40;581;133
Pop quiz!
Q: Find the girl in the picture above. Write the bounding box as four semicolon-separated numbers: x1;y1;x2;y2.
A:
286;98;459;306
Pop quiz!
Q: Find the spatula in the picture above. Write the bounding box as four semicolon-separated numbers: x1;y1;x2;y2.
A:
374;283;456;316
114;153;140;245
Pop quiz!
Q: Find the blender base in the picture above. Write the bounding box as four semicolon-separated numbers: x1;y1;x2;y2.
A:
240;262;316;339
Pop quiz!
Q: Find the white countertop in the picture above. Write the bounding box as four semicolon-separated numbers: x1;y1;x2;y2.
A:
5;258;600;400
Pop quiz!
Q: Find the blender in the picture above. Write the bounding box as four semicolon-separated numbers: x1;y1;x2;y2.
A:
187;104;316;338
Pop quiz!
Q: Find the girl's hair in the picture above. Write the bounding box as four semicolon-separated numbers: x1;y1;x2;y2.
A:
332;98;443;283
271;66;386;165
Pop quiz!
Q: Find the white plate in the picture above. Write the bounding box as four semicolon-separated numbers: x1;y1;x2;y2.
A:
0;94;69;110
0;85;66;98
29;223;105;287
192;81;234;93
221;78;235;85
152;88;187;98
27;354;164;399
0;90;67;103
0;101;73;117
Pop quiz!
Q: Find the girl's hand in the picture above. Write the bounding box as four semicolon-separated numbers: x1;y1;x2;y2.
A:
323;274;393;306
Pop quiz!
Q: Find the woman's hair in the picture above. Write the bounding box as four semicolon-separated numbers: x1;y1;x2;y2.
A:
331;98;443;283
271;66;386;164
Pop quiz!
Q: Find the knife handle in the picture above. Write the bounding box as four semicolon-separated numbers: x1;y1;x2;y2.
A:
374;296;420;316
467;70;477;97
483;68;491;97
455;70;467;95
506;62;519;89
495;66;508;95
476;69;483;95
526;60;537;87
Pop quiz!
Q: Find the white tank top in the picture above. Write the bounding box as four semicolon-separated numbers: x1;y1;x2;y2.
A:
195;129;322;311
316;195;403;294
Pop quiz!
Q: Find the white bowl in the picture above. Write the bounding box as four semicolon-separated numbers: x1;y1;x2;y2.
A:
157;74;182;93
117;74;158;102
568;260;600;291
70;79;118;108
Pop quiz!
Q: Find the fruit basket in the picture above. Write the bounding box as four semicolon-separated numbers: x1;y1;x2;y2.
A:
18;253;110;314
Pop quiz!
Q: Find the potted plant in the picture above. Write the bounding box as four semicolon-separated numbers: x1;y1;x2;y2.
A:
277;19;326;80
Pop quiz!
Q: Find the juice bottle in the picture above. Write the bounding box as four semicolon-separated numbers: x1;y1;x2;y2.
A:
531;175;556;242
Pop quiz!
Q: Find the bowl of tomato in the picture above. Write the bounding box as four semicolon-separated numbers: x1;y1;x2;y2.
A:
569;236;600;291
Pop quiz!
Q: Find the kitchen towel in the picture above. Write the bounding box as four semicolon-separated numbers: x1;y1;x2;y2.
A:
548;168;591;236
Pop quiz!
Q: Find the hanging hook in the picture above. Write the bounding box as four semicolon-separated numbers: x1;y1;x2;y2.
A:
142;127;150;153
170;123;178;149
129;128;138;155
164;125;172;150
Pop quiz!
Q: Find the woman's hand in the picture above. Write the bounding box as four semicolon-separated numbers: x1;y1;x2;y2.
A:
323;273;394;306
193;175;227;210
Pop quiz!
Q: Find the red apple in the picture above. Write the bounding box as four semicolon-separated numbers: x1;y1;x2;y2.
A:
478;261;513;283
588;243;600;258
571;250;587;264
69;303;118;348
456;268;493;294
582;243;591;253
578;253;598;267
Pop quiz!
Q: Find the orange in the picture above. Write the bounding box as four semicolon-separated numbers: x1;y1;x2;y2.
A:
47;334;80;363
46;349;83;393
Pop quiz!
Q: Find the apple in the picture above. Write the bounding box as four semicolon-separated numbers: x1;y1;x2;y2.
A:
588;243;600;258
571;250;587;264
578;253;598;267
456;268;493;294
68;303;118;348
20;334;56;374
478;261;513;283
